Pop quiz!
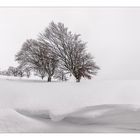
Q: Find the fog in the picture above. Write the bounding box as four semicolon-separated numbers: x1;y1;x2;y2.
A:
0;7;139;80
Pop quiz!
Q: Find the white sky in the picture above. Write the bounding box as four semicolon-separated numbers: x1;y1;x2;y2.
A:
0;7;140;80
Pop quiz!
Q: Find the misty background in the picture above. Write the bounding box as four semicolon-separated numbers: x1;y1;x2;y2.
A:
0;7;139;80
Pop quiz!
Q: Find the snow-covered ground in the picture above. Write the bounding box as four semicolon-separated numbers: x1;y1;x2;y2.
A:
0;77;140;132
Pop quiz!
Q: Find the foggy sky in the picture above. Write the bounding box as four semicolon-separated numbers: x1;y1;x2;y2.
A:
0;7;140;80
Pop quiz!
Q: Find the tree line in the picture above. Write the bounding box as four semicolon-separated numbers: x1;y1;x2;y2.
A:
0;22;100;82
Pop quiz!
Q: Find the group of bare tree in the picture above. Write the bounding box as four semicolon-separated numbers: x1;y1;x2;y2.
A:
0;22;100;82
0;66;31;78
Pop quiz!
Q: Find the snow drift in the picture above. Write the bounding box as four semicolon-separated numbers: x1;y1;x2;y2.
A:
0;78;140;132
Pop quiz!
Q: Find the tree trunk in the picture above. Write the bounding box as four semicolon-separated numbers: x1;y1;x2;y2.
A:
41;76;44;80
76;78;81;82
48;76;51;82
27;73;30;78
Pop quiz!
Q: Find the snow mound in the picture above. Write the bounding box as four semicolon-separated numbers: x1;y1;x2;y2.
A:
13;104;140;132
0;109;50;132
0;104;139;132
61;104;140;125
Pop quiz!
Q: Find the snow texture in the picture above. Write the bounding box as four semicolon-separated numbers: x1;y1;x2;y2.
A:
0;78;140;132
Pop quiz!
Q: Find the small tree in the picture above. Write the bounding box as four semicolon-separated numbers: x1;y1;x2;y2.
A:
0;70;9;76
54;69;68;81
17;67;24;77
8;66;19;77
34;68;47;80
24;67;31;78
39;22;100;82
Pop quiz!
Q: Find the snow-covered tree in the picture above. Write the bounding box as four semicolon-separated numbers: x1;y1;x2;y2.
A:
24;67;31;78
54;69;68;81
17;68;24;77
39;22;100;82
34;68;47;80
0;70;9;76
15;39;58;82
7;66;24;77
7;66;19;77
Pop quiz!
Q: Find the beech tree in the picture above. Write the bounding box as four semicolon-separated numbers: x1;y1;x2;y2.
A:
39;22;100;82
15;39;58;82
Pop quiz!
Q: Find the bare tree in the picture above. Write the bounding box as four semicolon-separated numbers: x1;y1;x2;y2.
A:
17;66;25;77
0;70;9;76
17;65;31;78
34;68;47;80
15;39;58;82
8;66;19;77
39;22;100;82
54;69;68;81
24;67;31;78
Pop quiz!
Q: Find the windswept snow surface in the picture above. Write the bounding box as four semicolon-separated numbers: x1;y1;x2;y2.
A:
0;78;140;132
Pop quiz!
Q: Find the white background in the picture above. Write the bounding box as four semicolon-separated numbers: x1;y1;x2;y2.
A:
0;0;140;140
